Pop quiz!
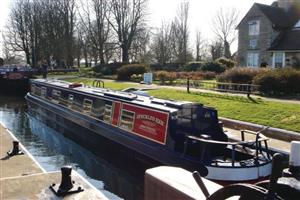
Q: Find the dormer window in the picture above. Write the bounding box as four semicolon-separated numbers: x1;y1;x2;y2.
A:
249;20;260;36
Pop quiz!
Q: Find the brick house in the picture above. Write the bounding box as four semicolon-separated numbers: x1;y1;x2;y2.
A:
237;0;300;68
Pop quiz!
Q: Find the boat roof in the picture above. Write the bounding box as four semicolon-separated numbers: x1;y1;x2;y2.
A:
32;79;201;113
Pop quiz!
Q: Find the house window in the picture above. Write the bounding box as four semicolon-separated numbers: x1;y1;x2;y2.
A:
247;52;259;67
248;20;260;36
249;39;257;49
119;109;135;131
272;52;285;68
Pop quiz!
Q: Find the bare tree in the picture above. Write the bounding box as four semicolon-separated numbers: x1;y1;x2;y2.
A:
195;30;205;61
151;22;172;64
170;1;190;63
5;0;32;65
4;0;76;67
210;40;223;60
79;0;112;64
212;8;239;58
108;0;148;63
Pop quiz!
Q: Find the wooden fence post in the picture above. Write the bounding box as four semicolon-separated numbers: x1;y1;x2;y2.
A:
247;84;251;98
187;77;190;93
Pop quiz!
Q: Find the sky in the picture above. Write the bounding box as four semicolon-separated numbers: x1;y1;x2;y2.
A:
0;0;275;58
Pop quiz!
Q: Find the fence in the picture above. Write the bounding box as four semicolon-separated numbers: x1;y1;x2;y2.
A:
175;79;260;97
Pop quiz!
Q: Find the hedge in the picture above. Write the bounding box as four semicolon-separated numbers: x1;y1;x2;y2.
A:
217;67;264;84
200;61;226;73
117;64;147;80
253;68;300;96
93;63;123;75
216;57;235;69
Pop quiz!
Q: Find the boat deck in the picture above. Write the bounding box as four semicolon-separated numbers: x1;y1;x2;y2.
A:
224;127;291;153
0;122;108;199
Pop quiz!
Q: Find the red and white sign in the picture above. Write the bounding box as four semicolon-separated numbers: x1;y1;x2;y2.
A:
112;101;121;126
122;103;169;145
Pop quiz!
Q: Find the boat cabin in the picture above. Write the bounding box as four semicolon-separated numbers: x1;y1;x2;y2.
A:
29;79;228;156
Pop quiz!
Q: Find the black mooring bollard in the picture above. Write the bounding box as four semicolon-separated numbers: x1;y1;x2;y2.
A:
58;166;74;193
7;140;23;156
50;166;84;196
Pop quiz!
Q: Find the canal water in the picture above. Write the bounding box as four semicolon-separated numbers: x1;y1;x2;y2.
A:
0;95;144;200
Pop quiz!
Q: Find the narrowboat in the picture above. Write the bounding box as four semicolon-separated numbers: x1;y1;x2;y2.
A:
0;65;34;94
25;79;272;182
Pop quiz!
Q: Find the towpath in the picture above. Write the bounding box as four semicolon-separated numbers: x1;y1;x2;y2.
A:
0;122;108;199
56;76;300;104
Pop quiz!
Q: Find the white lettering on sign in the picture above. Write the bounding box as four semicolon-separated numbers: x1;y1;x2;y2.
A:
136;114;165;126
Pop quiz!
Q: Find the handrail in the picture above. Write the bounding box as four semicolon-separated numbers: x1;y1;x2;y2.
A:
187;135;268;146
186;131;271;166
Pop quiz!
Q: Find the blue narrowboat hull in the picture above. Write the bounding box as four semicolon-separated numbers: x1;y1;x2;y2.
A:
26;93;209;175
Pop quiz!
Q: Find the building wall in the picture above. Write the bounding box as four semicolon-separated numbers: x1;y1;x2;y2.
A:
237;5;280;67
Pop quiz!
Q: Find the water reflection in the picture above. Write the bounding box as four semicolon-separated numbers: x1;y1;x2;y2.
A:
0;95;143;200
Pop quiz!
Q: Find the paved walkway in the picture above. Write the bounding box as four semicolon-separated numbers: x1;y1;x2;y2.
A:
0;123;107;200
224;127;291;153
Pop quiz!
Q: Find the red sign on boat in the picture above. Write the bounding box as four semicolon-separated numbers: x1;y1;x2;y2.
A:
122;103;169;144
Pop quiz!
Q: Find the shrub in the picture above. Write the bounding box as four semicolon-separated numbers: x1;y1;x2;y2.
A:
200;61;226;73
162;63;182;71
182;62;203;71
216;57;235;69
117;64;147;80
93;62;123;75
176;71;216;80
154;71;177;84
150;63;163;71
253;68;300;96
217;67;264;84
130;74;143;82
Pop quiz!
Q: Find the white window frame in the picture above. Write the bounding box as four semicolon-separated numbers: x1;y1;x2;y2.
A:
247;52;259;67
248;20;260;36
272;52;285;68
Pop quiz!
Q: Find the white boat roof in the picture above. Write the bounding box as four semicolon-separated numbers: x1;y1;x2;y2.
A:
32;79;199;113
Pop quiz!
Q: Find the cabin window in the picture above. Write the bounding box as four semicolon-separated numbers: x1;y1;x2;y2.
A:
119;109;135;131
58;92;68;106
34;86;41;96
103;104;112;123
31;84;36;94
91;99;105;119
41;87;47;98
72;96;83;112
68;94;74;107
52;90;61;103
83;99;93;114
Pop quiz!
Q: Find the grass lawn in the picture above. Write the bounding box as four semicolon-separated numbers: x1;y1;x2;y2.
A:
62;78;300;132
63;78;137;91
148;89;300;132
